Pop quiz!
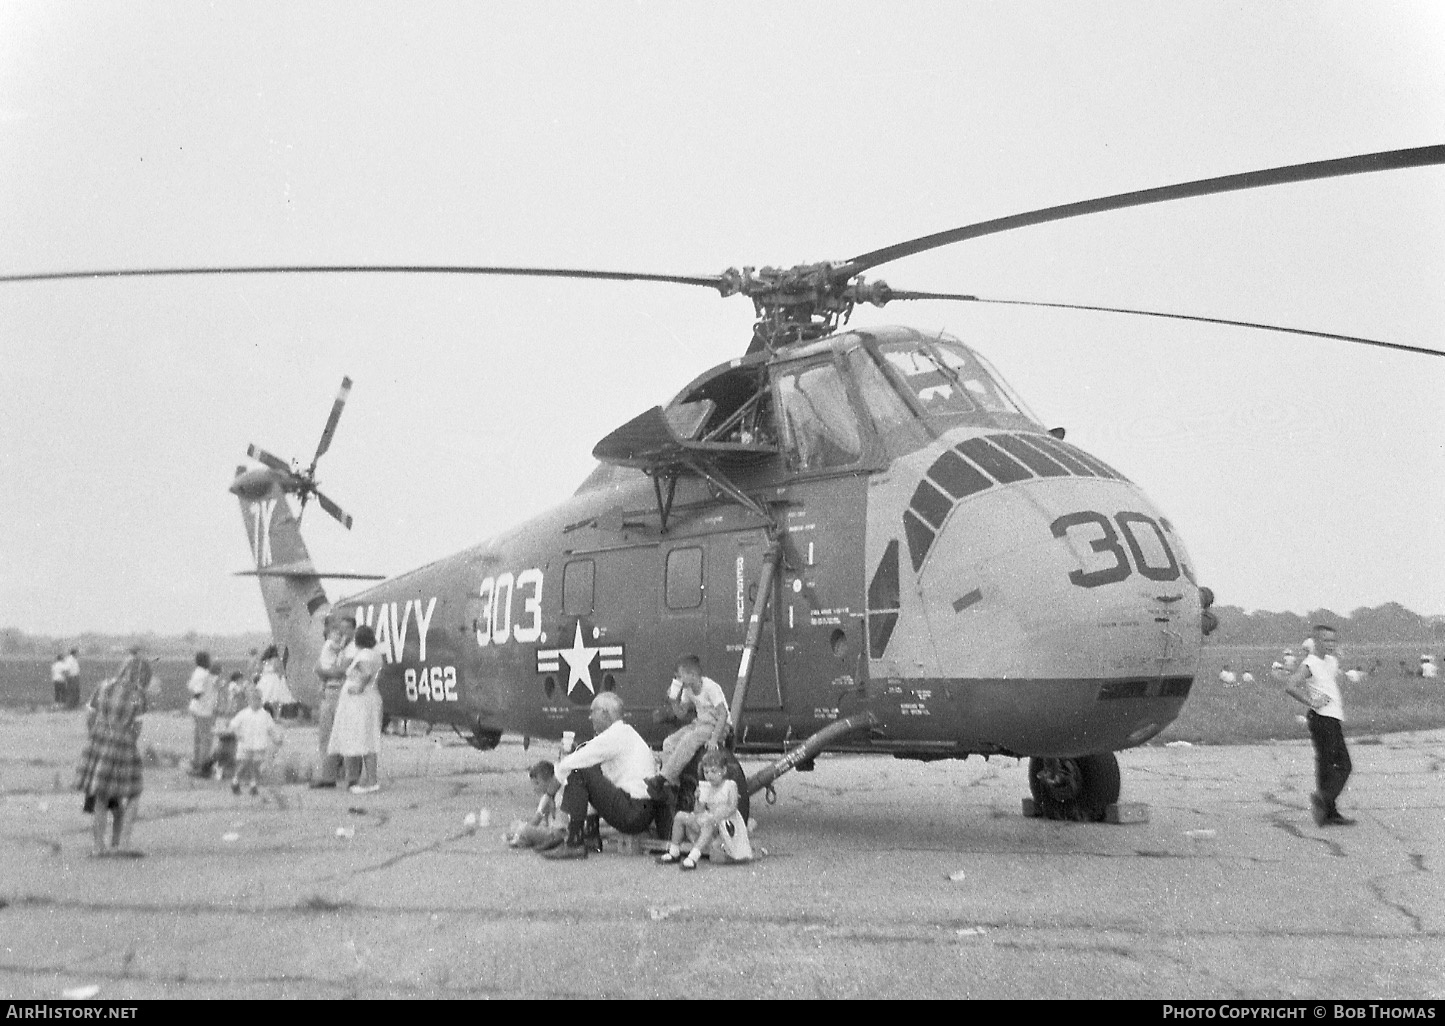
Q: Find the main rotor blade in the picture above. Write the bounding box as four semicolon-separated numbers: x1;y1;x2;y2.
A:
314;490;354;531
246;444;291;474
0;264;725;290
312;375;352;467
888;290;1444;358
842;145;1445;278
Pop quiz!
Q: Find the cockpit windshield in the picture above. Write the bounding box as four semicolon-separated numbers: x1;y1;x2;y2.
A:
868;336;1041;430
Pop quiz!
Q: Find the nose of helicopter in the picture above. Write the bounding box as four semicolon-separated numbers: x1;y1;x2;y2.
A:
866;430;1201;755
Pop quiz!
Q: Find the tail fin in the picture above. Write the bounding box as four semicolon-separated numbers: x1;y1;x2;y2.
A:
231;466;329;706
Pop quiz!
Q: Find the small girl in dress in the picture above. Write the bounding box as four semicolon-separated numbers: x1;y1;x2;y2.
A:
229;685;284;795
505;760;567;849
656;750;751;869
256;645;296;719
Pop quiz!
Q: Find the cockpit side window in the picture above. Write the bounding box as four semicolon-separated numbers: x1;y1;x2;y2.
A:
846;345;932;454
773;359;864;472
668;366;778;448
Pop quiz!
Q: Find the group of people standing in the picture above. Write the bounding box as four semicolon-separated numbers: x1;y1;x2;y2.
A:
311;614;386;794
71;610;388;857
184;651;285;794
178;616;386;796
71;620;1360;864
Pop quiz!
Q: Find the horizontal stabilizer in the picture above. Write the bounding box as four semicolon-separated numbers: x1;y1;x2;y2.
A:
235;564;385;580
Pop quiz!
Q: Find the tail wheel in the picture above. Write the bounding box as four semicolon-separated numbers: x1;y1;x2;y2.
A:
1029;753;1121;822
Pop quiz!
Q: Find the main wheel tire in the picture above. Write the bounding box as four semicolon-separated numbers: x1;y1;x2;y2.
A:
1028;753;1120;822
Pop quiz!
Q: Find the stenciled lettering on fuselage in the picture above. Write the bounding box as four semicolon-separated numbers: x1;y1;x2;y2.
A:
248;498;277;567
536;618;625;705
351;597;457;703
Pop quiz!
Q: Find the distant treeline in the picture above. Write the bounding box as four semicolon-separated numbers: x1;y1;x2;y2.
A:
5;601;1442;656
1209;602;1445;646
0;627;274;660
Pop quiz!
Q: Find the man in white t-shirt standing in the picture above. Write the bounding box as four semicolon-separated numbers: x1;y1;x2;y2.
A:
657;654;731;788
1280;624;1354;827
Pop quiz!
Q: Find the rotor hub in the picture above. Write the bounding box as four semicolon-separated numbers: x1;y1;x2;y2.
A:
719;262;893;351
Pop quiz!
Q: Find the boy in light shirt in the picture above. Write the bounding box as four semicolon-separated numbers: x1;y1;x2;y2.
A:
229;686;284;796
657;655;731;788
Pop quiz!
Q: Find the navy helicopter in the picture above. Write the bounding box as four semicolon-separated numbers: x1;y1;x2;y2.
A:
7;145;1443;822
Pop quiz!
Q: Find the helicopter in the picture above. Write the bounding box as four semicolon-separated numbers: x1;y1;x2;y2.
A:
8;145;1443;823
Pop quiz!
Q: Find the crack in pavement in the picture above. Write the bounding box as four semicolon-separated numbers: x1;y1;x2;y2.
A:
0;957;521;999
1269;818;1346;857
1365;873;1424;933
3;894;1437;941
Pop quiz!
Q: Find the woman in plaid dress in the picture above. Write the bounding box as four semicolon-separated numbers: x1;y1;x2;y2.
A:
75;648;151;857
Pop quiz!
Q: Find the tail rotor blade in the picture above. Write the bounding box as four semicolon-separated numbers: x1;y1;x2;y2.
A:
315;490;354;531
247;445;291;474
313;376;352;466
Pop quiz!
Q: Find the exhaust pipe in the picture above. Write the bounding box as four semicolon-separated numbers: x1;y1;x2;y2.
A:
744;711;878;796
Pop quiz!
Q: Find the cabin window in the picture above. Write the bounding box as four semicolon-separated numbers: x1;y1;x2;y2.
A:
563;559;595;615
665;547;704;609
773;360;863;471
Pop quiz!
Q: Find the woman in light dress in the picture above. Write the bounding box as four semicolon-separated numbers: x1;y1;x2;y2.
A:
327;625;385;793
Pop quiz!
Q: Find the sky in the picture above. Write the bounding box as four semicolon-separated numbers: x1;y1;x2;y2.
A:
1;1;1442;636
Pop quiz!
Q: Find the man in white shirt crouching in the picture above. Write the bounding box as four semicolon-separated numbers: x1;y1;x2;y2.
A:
540;692;657;860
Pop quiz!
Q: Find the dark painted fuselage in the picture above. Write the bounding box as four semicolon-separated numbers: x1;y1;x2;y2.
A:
329;327;1203;760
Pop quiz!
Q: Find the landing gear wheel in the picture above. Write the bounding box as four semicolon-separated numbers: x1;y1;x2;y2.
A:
1028;753;1120;822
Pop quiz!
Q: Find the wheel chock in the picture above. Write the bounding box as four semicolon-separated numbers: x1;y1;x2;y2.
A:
1104;802;1149;824
1021;798;1149;822
602;833;648;855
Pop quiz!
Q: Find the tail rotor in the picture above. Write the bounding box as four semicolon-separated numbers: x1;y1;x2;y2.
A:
245;376;356;530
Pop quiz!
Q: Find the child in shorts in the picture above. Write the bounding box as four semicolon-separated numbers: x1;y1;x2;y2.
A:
228;685;284;796
505;760;567;849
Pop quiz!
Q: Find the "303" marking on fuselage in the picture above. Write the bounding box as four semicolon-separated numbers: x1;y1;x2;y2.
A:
476;569;544;647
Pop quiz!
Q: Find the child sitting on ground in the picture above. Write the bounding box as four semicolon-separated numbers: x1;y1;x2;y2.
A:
228;685;284;796
657;749;752;869
505;760;567;849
